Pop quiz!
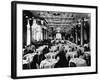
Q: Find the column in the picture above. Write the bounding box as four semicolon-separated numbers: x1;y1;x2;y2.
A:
30;18;32;44
75;25;78;44
84;22;87;44
43;29;45;40
47;31;48;40
72;28;74;43
44;29;45;40
45;30;46;40
26;19;31;45
45;30;47;40
80;18;84;45
41;27;43;41
42;28;44;40
46;30;48;40
73;27;75;43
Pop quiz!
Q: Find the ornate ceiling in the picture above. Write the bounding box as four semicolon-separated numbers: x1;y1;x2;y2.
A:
31;11;90;34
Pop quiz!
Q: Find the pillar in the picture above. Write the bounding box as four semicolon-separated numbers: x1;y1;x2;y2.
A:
46;30;48;40
26;19;31;45
80;18;84;45
75;25;78;44
42;28;44;40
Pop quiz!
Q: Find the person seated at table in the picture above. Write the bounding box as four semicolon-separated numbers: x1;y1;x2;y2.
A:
84;43;90;51
39;45;49;63
23;51;37;69
66;51;78;59
80;52;91;66
34;49;46;67
55;48;68;68
69;58;87;67
77;48;84;57
64;45;69;51
69;62;76;67
30;53;39;69
23;44;35;56
40;53;59;69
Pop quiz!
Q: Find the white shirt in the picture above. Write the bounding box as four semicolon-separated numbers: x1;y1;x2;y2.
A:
69;58;87;67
